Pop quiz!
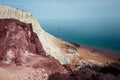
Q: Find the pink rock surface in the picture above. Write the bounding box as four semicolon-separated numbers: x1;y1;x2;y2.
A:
0;18;46;65
0;18;119;80
0;19;68;76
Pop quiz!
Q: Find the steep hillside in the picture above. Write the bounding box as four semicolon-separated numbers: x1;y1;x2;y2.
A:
0;5;72;64
0;5;119;80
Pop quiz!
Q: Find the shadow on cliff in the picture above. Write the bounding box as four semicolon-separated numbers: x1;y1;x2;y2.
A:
48;59;120;80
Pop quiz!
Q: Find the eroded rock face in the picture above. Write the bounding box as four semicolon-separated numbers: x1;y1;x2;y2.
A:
0;5;119;80
0;19;68;77
0;4;72;64
0;18;46;64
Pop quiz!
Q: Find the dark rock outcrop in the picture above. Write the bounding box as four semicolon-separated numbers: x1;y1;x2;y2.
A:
48;61;120;80
0;18;46;64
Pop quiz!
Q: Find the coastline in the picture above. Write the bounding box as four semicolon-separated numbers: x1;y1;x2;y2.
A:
80;45;120;60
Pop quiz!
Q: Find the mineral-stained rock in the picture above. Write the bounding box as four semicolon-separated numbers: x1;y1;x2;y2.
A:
0;18;68;76
0;18;45;64
31;55;68;74
0;4;72;64
0;5;119;80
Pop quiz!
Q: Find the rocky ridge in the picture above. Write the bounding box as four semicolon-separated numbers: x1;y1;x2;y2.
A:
0;18;69;80
0;5;72;64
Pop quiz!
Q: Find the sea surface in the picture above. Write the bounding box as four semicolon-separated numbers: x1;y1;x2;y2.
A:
39;18;120;51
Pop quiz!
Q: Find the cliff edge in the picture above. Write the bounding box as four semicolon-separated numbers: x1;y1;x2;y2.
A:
0;5;71;64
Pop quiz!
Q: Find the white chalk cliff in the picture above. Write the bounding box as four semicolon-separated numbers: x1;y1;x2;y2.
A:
0;5;72;64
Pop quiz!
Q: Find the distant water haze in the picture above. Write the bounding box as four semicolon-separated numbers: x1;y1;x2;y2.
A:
0;0;120;51
40;18;120;51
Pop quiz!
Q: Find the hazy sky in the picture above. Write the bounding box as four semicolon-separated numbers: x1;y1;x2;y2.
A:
0;0;120;20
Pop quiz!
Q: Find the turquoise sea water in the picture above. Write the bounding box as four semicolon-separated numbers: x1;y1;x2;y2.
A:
39;19;120;51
